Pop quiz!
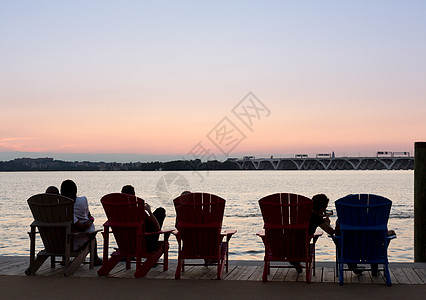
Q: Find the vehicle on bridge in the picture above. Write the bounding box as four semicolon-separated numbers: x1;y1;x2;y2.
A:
316;153;331;158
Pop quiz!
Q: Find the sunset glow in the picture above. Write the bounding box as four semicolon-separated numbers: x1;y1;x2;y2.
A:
1;1;425;161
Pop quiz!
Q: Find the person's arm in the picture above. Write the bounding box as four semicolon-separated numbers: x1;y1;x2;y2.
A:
319;216;335;235
73;218;94;232
145;203;160;232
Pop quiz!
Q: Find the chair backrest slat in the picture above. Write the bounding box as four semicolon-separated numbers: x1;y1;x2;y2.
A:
27;194;74;254
335;194;392;262
259;193;312;260
101;193;146;256
174;193;225;258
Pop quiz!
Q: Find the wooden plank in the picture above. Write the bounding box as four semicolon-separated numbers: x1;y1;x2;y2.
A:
388;268;399;285
370;271;386;284
0;260;28;275
345;270;354;283
284;268;299;282
311;267;322;283
176;265;197;279
198;267;219;280
272;267;289;282
401;268;424;284
265;267;279;282
358;272;372;284
187;266;212;280
322;267;335;283
145;265;165;279
247;266;263;282
236;266;258;281
152;264;178;280
391;268;411;284
78;267;101;278
106;262;130;278
414;268;426;284
224;265;247;280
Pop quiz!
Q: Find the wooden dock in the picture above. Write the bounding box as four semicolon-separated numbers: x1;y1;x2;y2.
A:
1;257;426;285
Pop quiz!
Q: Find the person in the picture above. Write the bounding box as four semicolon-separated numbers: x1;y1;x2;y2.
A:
45;186;59;194
60;179;102;266
121;185;166;252
291;194;334;273
309;194;335;236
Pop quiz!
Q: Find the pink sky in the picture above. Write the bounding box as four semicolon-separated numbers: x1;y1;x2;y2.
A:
1;1;425;161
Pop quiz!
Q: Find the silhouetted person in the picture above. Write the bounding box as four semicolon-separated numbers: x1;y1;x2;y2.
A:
60;179;102;265
121;185;165;252
45;186;59;194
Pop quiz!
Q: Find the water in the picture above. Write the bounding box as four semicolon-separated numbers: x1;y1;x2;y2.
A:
0;170;414;262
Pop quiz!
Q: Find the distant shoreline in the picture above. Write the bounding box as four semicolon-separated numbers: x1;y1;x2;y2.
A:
0;157;414;171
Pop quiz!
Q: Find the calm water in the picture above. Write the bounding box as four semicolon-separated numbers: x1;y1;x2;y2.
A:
0;170;414;262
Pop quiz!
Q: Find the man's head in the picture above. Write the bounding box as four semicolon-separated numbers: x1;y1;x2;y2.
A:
121;185;135;196
312;194;329;212
45;186;59;195
60;180;77;200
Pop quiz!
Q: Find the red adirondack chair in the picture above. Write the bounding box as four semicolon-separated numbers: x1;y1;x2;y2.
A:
97;193;172;278
257;193;318;283
173;192;236;280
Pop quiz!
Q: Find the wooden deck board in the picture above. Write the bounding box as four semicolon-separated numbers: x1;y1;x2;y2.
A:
414;269;426;284
2;257;425;285
322;267;335;283
247;266;263;281
392;268;411;284
401;268;424;284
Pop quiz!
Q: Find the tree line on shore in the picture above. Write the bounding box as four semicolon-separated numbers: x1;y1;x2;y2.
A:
0;157;239;171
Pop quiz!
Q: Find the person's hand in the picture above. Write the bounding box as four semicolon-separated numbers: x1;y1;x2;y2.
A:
324;216;331;225
145;203;152;213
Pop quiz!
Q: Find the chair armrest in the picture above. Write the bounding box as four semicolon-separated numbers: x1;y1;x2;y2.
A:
311;231;323;244
144;229;174;236
221;230;237;237
387;234;397;240
71;229;102;236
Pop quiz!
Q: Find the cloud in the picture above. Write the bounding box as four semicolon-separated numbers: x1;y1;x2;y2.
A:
0;137;38;142
0;137;44;152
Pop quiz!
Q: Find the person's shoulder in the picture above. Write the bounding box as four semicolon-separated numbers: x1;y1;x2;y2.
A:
76;196;88;202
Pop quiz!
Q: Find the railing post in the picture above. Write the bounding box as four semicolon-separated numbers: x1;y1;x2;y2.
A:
414;142;426;262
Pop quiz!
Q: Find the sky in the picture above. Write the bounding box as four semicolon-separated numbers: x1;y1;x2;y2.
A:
0;1;425;162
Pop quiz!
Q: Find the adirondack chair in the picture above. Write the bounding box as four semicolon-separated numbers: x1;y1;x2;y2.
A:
257;193;318;283
97;193;172;278
25;193;99;276
173;192;236;280
332;194;396;286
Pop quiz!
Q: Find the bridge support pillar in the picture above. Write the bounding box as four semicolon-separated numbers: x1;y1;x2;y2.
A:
415;142;426;262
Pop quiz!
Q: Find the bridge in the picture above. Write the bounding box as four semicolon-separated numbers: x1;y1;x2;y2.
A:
232;156;414;170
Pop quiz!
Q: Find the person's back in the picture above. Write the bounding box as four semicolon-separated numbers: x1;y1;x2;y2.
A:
121;185;165;252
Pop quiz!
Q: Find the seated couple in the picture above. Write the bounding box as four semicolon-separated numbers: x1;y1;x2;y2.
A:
46;180;103;266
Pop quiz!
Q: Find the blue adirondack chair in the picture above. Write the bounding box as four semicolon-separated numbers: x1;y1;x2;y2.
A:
332;194;396;286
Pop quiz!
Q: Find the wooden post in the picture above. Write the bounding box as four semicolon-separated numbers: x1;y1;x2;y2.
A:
414;142;426;262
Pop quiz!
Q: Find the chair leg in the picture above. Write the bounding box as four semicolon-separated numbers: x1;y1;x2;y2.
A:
65;246;90;276
384;263;392;287
306;259;312;283
163;242;169;272
339;262;344;285
25;254;48;275
262;261;269;282
175;258;182;279
51;256;56;268
97;253;121;276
